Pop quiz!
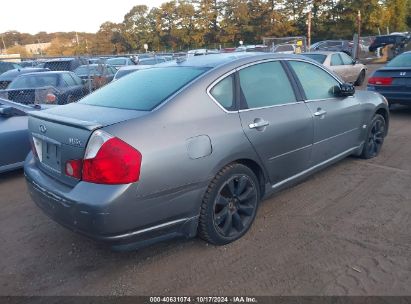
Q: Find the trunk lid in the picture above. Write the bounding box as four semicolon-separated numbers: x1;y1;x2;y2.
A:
28;103;148;187
373;67;411;92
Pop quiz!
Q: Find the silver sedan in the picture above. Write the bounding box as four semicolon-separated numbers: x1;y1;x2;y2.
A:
24;53;389;250
302;51;367;86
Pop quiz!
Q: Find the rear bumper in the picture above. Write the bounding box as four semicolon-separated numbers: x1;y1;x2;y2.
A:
367;86;411;104
24;153;205;249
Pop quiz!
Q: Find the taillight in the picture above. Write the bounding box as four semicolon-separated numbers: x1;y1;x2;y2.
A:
65;160;82;179
64;130;142;185
46;93;56;103
368;77;393;85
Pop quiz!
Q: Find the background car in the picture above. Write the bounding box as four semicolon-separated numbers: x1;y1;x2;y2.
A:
106;57;136;69
24;53;388;250
367;51;411;106
369;34;409;52
0;61;22;75
138;57;167;65
0;68;49;89
43;57;88;72
302;51;367;86
310;40;354;57
272;44;297;54
0;71;87;105
0;98;53;173
74;64;116;90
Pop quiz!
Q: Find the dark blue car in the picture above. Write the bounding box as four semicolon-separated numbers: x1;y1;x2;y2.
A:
368;51;411;106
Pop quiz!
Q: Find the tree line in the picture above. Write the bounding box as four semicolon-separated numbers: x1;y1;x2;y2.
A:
1;0;411;57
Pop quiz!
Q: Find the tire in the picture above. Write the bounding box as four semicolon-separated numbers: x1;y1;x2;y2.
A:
354;70;366;86
360;114;386;159
198;163;260;245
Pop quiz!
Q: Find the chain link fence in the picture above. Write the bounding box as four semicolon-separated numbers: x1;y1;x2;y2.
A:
0;53;177;105
263;36;308;54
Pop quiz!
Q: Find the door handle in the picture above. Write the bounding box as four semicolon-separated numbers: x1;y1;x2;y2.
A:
314;109;327;117
249;120;269;129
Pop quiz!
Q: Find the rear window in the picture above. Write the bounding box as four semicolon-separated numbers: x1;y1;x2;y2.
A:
302;54;327;64
44;61;71;71
386;53;411;67
107;58;126;66
80;67;208;111
9;74;59;89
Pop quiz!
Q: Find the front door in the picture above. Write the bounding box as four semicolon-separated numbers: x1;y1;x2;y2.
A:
287;60;363;165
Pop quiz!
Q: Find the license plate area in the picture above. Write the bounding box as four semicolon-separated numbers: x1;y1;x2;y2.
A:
33;135;62;173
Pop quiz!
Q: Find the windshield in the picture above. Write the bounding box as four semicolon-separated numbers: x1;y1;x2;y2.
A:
9;75;59;89
302;54;327;64
80;67;208;111
386;53;411;67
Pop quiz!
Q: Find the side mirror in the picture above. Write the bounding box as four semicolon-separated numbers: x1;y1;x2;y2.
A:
0;106;25;117
333;83;355;97
0;106;14;116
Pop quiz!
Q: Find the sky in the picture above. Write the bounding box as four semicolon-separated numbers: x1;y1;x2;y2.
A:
1;0;165;34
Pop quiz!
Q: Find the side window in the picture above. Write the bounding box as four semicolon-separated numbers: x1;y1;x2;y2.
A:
331;54;343;66
289;61;340;100
340;52;354;65
238;61;296;109
210;74;235;110
62;73;76;86
71;73;83;85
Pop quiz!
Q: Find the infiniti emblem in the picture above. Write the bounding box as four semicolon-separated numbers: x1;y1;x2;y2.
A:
39;125;47;133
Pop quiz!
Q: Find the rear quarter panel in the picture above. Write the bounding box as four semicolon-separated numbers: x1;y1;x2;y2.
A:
103;68;264;217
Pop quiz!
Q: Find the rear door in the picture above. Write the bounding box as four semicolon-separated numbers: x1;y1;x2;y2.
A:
287;60;363;165
237;60;314;184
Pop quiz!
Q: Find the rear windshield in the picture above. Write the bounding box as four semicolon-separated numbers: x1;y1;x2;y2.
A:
9;74;59;89
80;67;208;111
44;61;71;71
302;54;327;64
386;53;411;67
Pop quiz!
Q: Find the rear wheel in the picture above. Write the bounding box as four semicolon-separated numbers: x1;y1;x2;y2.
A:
361;114;386;159
198;164;260;245
354;70;366;86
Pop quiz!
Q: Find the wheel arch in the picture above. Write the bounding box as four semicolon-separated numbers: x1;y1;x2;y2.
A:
375;106;389;136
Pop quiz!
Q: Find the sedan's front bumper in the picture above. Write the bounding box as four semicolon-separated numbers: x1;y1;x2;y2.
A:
24;153;203;250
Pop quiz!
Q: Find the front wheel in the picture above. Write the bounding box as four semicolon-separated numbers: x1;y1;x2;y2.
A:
361;114;386;159
198;164;260;245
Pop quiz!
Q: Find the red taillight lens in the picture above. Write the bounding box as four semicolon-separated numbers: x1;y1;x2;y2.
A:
82;137;142;185
63;131;142;184
65;160;83;179
46;93;56;103
368;77;393;85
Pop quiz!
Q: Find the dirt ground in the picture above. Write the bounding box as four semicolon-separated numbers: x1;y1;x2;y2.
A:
0;65;410;296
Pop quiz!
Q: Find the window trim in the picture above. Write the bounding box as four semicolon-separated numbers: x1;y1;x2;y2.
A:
206;70;238;113
206;59;304;113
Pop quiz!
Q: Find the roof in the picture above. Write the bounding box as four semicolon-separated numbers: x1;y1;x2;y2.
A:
0;68;48;80
159;52;312;69
44;58;76;62
15;71;71;77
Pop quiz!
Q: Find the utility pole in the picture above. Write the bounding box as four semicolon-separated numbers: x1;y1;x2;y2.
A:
356;10;361;59
307;11;312;51
1;35;6;54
